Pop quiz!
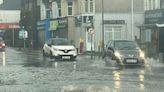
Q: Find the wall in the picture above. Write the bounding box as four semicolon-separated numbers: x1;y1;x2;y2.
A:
68;17;76;43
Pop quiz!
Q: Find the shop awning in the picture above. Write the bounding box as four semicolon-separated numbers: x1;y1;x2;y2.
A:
138;24;164;28
137;24;157;29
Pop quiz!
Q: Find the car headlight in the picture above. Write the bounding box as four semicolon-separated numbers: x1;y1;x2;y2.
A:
53;48;59;51
114;51;122;59
139;50;145;58
71;48;76;51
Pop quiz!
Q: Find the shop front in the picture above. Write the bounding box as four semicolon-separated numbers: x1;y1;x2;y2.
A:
140;9;164;58
37;17;68;47
37;19;52;47
51;17;68;38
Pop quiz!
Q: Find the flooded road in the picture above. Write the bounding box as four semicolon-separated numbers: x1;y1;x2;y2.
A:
0;47;164;92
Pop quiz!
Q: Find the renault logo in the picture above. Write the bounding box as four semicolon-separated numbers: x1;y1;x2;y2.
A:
64;49;68;53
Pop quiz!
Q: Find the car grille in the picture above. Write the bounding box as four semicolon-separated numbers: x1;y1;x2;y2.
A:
59;49;72;53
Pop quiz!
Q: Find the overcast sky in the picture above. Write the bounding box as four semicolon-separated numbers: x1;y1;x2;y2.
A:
0;0;21;10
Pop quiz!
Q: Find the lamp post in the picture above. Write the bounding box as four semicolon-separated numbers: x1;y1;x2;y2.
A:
131;0;134;40
102;0;105;52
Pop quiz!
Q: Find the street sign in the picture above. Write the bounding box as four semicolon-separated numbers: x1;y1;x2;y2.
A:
24;31;28;38
19;30;24;39
87;28;94;35
19;29;28;39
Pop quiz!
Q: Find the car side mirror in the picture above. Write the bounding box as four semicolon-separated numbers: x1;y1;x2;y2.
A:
108;47;114;53
48;43;52;46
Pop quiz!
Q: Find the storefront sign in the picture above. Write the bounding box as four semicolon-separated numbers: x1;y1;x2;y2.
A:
48;17;68;31
57;18;68;28
104;20;125;24
19;29;28;39
37;20;45;30
49;20;58;30
145;9;164;24
0;23;19;29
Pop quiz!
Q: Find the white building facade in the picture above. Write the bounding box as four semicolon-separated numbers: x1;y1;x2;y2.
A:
93;0;144;52
94;13;144;51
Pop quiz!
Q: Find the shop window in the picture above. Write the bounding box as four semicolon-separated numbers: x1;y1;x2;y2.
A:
83;16;93;23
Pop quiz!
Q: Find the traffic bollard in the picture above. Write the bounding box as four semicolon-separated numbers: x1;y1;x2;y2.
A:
2;52;5;66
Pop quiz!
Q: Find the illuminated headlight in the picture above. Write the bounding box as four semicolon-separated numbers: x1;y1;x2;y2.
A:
114;51;122;59
139;50;145;58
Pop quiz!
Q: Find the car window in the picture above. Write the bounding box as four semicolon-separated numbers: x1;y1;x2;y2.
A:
52;38;72;45
45;39;53;45
114;41;139;50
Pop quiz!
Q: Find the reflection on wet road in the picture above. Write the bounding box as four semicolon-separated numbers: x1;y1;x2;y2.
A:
0;47;164;92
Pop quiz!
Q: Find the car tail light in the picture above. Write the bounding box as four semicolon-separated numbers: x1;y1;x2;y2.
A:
2;43;5;46
1;43;5;48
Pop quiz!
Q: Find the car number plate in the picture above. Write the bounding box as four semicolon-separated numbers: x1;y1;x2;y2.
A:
62;56;70;59
126;59;137;63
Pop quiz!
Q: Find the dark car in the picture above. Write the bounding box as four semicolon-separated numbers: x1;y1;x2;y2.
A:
0;37;5;52
105;40;146;66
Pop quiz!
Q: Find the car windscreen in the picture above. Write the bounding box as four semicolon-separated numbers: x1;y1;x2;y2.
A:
52;39;72;45
114;41;139;50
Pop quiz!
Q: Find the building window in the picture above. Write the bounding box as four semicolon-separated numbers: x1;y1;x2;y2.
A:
85;0;94;13
83;16;93;23
67;2;73;16
85;0;89;12
104;26;122;44
90;0;93;12
57;2;61;17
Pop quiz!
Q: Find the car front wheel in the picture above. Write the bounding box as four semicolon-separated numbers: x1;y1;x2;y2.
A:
43;50;46;57
50;51;54;59
71;57;77;61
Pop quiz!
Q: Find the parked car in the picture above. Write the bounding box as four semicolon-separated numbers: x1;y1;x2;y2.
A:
43;38;77;60
0;37;6;52
105;40;146;66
